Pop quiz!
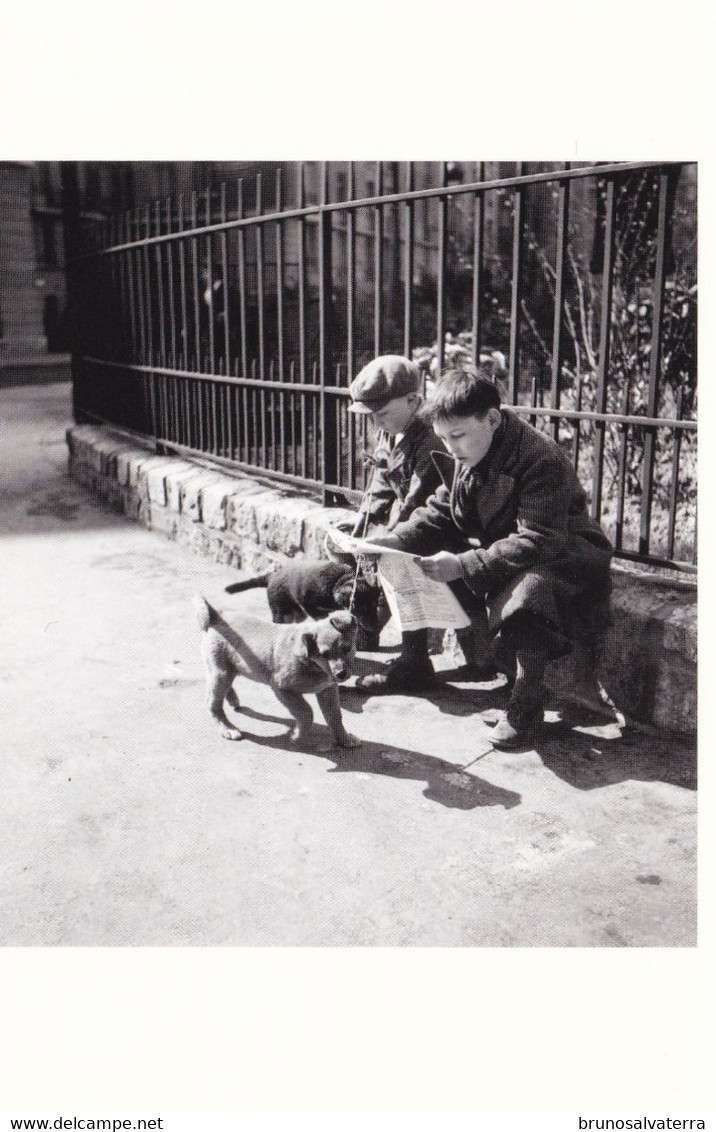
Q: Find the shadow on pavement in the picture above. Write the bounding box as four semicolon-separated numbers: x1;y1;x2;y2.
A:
0;382;127;538
223;722;522;811
532;715;696;792
2;461;128;539
343;666;697;794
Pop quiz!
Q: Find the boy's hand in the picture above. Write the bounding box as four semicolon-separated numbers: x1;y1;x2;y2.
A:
363;532;401;550
416;551;463;583
352;532;401;560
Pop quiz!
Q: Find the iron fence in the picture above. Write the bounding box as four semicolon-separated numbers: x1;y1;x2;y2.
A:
65;160;697;572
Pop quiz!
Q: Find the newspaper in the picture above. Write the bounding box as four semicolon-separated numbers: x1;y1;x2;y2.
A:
326;530;471;633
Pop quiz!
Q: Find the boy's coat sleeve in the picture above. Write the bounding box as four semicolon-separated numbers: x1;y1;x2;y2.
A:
456;455;572;593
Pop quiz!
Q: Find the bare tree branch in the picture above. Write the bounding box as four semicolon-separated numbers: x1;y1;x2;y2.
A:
568;245;597;372
520;298;552;362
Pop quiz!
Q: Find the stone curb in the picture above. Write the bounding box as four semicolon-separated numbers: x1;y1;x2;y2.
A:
66;424;697;735
66;425;356;571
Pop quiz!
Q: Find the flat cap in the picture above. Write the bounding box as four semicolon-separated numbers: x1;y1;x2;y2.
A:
348;355;421;414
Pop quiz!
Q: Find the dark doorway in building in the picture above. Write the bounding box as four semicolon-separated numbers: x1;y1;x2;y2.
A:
43;295;67;352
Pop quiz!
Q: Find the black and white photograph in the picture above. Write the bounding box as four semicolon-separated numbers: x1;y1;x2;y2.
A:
1;158;698;947
0;0;711;1126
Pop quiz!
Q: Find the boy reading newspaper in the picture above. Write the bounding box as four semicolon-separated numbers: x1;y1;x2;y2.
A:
354;365;613;749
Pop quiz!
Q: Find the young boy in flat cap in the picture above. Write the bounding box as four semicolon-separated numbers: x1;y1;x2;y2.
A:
363;366;614;747
345;354;448;690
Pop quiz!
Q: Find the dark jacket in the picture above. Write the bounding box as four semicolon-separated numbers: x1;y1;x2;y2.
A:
355;412;447;533
389;409;613;643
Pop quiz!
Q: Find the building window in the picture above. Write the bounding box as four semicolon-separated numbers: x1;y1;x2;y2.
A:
84;165;102;209
37;163;60;205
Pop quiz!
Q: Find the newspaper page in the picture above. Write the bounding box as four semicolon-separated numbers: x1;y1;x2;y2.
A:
326;530;471;632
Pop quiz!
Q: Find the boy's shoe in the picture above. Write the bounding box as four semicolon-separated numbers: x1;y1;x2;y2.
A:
490;688;546;749
357;656;436;693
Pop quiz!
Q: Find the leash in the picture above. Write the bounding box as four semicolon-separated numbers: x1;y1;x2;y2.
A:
459;748;494;769
347;460;378;615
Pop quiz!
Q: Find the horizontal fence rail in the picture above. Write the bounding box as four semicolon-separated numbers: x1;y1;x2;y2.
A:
66;160;697;572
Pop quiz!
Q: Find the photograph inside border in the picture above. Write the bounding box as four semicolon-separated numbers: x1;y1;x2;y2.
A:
0;160;697;947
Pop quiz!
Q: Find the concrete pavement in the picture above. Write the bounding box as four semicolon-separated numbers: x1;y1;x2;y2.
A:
0;382;697;945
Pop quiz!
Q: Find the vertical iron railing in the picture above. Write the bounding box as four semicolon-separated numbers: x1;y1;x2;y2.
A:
319;162;338;503
591;177;617;520
403;162;415;361
372;161;383;359
507;161;526;406
66;160;696;572
470;160;485;367
549;173;570;443
639;169;673;555
435;162;448;377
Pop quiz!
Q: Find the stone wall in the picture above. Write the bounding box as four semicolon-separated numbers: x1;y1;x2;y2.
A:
66;423;697;735
66;425;358;574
